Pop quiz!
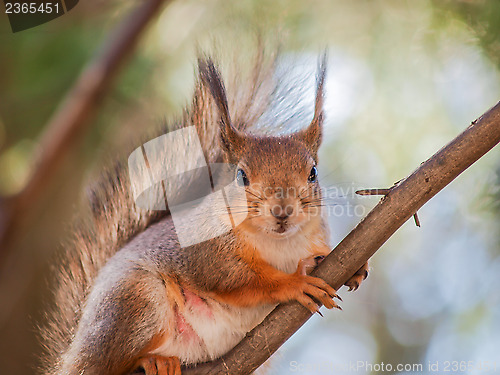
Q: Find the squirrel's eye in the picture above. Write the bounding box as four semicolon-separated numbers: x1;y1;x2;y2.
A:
308;166;318;183
236;168;250;187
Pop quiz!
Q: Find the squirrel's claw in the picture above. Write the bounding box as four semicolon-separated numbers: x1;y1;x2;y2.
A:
345;279;360;292
296;294;322;315
297;275;342;311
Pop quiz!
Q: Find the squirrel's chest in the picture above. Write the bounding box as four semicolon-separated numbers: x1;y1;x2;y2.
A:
250;229;331;274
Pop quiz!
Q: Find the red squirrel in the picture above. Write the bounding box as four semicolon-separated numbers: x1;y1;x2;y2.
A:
41;54;369;375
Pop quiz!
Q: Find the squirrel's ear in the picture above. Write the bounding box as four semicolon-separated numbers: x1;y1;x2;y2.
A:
198;58;244;157
219;120;245;158
300;54;326;156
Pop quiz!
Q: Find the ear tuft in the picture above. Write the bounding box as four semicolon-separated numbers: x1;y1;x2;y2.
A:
198;57;243;157
300;53;327;156
198;58;230;126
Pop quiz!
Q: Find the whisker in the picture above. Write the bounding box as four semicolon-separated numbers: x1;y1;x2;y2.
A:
245;190;263;201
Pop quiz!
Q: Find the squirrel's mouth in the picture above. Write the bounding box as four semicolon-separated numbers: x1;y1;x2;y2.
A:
273;221;288;234
275;226;286;234
270;224;299;237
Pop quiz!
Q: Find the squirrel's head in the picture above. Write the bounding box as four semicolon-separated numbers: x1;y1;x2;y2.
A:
227;127;323;239
200;57;326;239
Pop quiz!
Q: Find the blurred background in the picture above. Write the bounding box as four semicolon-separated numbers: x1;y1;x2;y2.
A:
1;0;500;374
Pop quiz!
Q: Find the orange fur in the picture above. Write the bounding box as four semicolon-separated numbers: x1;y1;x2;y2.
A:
135;355;181;375
159;273;186;311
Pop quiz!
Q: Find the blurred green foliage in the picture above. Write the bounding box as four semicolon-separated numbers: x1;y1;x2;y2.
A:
434;0;500;69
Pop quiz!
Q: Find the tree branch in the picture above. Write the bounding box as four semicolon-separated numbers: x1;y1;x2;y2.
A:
180;101;500;374
0;0;169;265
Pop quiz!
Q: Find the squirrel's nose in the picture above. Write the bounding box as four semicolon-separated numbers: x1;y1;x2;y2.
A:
271;205;293;220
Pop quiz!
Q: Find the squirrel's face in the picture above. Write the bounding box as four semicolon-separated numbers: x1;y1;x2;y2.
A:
228;134;323;239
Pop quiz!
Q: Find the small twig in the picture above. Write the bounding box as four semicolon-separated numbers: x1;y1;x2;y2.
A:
355;188;392;196
413;212;421;227
356;185;422;227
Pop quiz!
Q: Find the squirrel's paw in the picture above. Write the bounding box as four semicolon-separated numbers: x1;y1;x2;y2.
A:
344;262;369;291
135;355;181;375
292;273;342;315
297;255;325;275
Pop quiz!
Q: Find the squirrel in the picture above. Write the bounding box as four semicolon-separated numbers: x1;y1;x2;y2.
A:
40;52;369;375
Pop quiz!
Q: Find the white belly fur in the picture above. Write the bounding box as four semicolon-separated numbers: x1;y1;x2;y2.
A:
153;296;275;364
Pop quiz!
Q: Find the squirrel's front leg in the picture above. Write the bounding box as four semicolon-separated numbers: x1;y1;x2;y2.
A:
213;254;341;314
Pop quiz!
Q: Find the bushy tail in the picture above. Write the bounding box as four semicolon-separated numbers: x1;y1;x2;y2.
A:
38;50;281;374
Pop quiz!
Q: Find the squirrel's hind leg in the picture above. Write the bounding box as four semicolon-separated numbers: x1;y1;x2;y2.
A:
344;262;369;291
134;355;181;375
61;266;182;375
